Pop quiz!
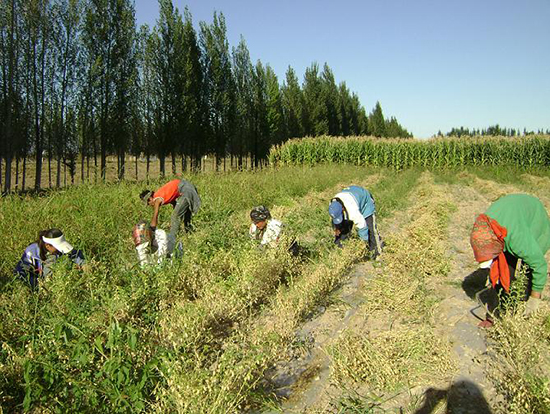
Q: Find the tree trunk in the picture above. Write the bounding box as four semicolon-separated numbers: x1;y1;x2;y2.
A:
4;155;12;192
22;156;27;190
81;152;85;184
171;154;176;175
100;145;107;181
146;154;150;183
118;151;125;181
15;156;19;190
93;150;98;183
159;154;166;177
48;153;52;188
56;157;61;188
135;155;138;181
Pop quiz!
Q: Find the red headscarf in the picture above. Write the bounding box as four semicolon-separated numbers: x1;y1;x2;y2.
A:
470;214;511;292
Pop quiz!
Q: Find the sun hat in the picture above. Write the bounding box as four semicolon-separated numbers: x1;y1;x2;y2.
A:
140;190;154;205
250;206;271;223
328;200;344;225
42;233;74;253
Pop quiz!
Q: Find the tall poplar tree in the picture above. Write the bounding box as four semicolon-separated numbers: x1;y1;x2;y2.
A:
179;8;204;171
21;0;53;190
0;0;24;191
337;82;352;136
302;62;328;136
265;65;284;147
369;101;385;137
232;36;254;167
50;0;81;186
82;0;113;180
321;63;339;136
200;12;236;170
250;60;268;166
110;0;137;179
281;66;305;139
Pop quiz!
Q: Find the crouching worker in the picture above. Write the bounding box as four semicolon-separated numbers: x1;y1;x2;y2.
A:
132;220;169;267
328;185;383;260
249;206;283;248
140;178;201;255
14;228;85;290
470;194;550;326
249;205;303;256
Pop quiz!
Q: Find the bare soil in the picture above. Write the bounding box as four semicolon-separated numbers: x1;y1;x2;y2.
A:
1;155;262;191
259;179;532;413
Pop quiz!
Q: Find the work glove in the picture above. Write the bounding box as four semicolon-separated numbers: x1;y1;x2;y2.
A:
524;296;541;317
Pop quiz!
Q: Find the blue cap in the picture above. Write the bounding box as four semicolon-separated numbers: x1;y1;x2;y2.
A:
328;200;343;225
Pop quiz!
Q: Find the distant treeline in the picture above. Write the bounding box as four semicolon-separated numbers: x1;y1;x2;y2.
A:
437;125;550;138
0;0;410;192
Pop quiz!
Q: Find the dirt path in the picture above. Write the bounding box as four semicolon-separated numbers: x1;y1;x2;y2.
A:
262;261;375;413
429;183;496;412
260;183;417;413
260;177;537;413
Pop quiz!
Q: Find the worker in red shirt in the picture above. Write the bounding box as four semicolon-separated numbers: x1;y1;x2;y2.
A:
140;178;201;254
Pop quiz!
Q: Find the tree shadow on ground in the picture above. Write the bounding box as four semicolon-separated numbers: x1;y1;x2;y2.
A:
414;379;492;414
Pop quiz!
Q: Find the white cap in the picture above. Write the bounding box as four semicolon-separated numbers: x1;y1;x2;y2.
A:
42;234;74;254
479;259;493;269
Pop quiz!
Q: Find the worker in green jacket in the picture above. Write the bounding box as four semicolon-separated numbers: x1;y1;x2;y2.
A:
470;194;550;325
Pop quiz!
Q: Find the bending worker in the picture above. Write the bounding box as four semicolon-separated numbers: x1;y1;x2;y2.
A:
14;228;85;290
328;185;382;259
470;193;550;322
140;178;201;255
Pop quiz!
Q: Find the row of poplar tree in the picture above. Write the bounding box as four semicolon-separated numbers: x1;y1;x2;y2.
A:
438;125;550;138
0;0;411;192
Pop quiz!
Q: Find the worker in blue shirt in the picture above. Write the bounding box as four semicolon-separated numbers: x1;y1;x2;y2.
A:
328;185;383;259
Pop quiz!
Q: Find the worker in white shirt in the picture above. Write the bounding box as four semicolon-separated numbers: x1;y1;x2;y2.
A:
132;220;169;267
249;206;283;248
329;185;383;259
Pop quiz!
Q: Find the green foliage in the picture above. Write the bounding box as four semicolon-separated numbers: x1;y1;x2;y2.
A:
1;1;410;191
269;135;550;170
0;165;381;412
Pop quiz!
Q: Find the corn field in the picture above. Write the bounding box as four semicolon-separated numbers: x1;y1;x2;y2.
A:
268;135;550;169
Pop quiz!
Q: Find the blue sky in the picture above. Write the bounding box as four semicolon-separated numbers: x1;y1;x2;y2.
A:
134;0;549;138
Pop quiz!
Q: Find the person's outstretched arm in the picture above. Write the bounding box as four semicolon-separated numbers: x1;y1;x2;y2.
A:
150;198;163;229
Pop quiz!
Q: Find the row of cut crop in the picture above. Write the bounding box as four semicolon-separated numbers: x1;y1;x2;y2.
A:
153;170;423;412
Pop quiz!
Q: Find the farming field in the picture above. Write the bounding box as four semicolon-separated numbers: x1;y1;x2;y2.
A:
1;163;550;413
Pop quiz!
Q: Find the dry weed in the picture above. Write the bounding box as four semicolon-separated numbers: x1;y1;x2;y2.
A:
328;172;457;402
